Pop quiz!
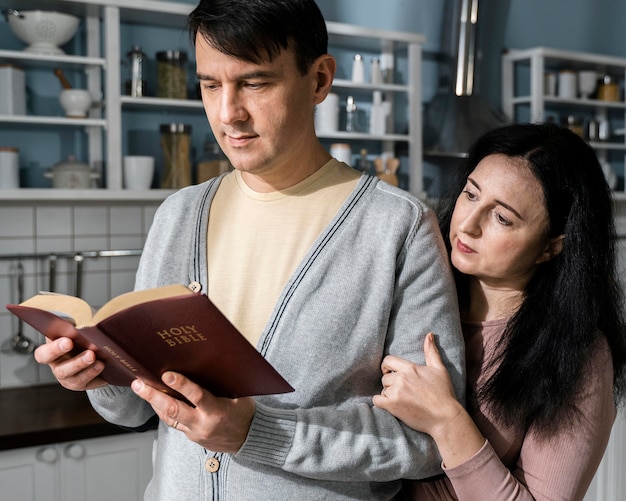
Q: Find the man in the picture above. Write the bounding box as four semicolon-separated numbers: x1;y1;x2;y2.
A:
35;1;464;499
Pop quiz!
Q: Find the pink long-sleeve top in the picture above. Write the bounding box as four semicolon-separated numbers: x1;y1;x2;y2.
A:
402;318;616;501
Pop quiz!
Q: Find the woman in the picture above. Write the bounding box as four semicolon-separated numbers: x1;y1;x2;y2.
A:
374;123;626;500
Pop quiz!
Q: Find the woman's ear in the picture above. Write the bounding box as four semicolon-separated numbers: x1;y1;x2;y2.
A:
311;54;336;105
537;234;565;264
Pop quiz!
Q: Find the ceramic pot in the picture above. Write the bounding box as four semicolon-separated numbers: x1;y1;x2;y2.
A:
45;155;99;188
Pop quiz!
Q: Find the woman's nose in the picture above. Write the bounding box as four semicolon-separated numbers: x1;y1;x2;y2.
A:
457;208;482;236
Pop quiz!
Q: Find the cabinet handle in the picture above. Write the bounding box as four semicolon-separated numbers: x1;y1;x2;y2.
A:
36;446;59;464
64;443;86;460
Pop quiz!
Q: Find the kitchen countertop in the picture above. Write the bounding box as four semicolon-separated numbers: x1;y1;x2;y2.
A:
0;384;129;451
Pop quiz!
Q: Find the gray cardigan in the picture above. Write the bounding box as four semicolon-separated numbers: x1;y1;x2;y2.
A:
88;173;465;500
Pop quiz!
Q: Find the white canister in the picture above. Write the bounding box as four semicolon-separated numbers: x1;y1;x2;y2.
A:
544;72;557;96
330;143;352;166
0;147;20;189
315;93;340;133
0;65;26;115
558;70;577;99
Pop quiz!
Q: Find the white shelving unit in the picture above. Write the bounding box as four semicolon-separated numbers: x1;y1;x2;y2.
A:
0;0;424;200
502;46;626;198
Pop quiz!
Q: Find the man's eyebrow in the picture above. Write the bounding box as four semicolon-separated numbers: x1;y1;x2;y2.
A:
196;70;279;81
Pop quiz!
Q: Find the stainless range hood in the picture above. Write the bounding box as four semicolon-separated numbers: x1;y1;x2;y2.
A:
423;0;508;157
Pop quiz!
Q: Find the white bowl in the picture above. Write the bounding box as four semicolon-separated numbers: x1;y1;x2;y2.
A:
59;89;92;118
6;10;79;55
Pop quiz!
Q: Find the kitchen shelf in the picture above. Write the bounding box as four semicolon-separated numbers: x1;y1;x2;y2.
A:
502;46;626;193
120;95;204;111
509;95;626;111
0;49;105;69
0;0;425;199
316;131;411;142
0;188;175;202
331;79;411;93
0;115;106;127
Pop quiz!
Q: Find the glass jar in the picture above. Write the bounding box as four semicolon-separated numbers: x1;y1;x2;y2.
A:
196;139;231;183
597;75;620;102
160;123;192;189
564;115;583;138
157;50;188;99
125;45;146;97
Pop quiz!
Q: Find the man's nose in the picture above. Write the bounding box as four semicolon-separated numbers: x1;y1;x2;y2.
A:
219;89;247;124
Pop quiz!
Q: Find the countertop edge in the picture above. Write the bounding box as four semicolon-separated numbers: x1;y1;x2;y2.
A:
0;383;134;451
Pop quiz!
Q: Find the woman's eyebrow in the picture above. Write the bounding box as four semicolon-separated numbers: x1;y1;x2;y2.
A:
467;176;524;220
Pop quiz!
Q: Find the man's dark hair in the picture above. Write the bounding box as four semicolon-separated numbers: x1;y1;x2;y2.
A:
188;0;328;75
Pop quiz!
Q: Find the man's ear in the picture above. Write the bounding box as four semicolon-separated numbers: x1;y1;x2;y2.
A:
311;54;336;105
537;234;565;264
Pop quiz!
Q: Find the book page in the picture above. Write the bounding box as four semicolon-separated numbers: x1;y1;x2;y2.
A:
20;293;94;327
18;284;193;328
91;284;193;325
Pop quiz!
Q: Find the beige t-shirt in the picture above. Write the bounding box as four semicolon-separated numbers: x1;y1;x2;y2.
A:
207;159;360;346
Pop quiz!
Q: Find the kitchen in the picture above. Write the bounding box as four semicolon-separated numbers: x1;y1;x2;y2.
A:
1;0;626;499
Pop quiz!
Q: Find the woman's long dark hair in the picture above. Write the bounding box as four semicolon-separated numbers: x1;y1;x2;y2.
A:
438;123;626;435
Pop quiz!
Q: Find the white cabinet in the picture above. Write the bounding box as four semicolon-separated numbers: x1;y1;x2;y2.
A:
0;432;154;501
501;46;626;199
0;0;425;200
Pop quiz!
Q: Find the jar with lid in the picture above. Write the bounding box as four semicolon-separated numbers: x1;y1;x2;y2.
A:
125;45;146;97
564;115;583;138
160;123;192;189
597;75;620;102
157;50;188;99
196;139;232;183
345;96;359;132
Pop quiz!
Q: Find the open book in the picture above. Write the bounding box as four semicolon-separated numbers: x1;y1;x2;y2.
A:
6;284;293;401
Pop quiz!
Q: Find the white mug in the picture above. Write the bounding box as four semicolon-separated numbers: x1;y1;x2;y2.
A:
123;156;154;190
558;71;577;99
315;93;340;133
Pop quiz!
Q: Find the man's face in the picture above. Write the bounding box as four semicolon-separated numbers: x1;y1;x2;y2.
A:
195;35;321;186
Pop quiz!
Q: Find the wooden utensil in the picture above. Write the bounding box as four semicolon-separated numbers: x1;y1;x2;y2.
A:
54;67;73;89
374;157;400;186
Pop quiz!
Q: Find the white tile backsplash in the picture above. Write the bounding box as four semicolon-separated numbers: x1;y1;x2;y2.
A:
0;207;34;237
35;206;73;237
0;201;159;389
110;205;145;235
74;205;109;236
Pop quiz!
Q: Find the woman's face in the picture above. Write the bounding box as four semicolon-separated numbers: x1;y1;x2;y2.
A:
449;154;559;292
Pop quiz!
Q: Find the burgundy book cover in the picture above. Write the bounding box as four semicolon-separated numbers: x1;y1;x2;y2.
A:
7;293;293;400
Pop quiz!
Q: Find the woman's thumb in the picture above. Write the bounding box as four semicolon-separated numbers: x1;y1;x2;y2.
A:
424;332;444;368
